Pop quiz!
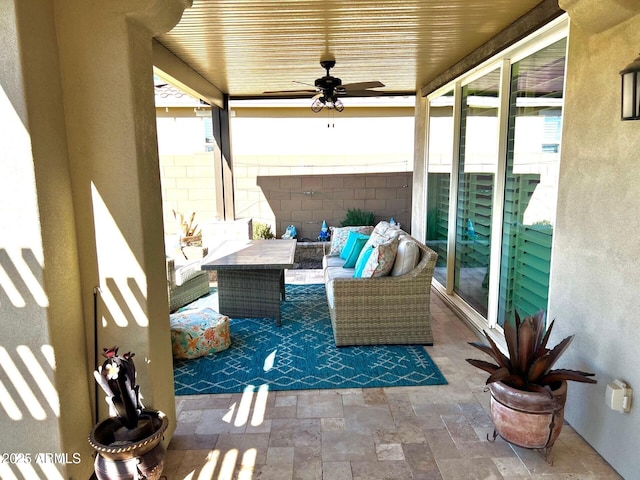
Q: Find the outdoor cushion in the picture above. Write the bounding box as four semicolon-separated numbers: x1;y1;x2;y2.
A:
361;221;402;252
372;220;401;237
325;265;356;283
324;267;357;310
323;255;347;269
174;259;204;286
391;235;420;276
328;225;375;256
353;245;374;278
326;279;336;310
339;231;360;259
359;235;400;278
342;233;370;268
170;307;231;359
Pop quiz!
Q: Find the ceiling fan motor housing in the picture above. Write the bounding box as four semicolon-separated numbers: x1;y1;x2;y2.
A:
316;59;343;94
315;76;342;90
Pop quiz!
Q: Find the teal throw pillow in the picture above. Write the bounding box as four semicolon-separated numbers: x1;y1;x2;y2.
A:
353;245;374;278
342;234;370;268
340;231;360;260
339;231;356;259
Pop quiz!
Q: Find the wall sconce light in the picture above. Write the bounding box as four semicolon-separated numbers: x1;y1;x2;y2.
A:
620;53;640;120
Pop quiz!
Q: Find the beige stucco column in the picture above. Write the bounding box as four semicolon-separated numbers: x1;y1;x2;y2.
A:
411;95;429;238
0;1;90;477
559;0;640;33
0;0;190;477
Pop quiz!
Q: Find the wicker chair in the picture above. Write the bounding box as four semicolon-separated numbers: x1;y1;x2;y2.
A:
324;235;438;347
166;247;210;312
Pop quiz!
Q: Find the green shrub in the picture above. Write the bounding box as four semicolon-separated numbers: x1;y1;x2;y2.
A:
253;222;275;239
340;208;375;227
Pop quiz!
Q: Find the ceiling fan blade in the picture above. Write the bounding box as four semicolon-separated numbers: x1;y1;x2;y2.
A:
263;88;318;94
293;80;316;88
339;89;384;97
311;92;324;100
264;80;320;95
341;81;385;91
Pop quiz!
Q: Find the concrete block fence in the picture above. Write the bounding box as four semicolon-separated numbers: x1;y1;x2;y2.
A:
257;172;412;241
160;151;412;242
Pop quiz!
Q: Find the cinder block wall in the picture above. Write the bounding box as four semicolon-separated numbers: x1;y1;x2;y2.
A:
159;152;218;234
257;172;412;240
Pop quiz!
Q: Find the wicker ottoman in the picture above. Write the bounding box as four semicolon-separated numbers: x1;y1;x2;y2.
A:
169;307;231;359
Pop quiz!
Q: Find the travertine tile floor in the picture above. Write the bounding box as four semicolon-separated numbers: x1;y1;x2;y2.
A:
164;270;621;480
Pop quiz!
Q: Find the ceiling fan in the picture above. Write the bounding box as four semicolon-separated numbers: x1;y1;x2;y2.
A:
265;59;385;113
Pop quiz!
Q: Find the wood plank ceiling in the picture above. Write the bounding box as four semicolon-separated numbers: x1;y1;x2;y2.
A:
155;0;546;99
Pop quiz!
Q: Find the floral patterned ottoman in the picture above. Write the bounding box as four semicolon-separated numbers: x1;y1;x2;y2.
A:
169;307;231;359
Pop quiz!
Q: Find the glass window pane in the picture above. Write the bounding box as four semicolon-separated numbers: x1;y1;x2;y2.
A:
497;38;567;327
426;90;454;285
455;69;501;317
622;73;635;118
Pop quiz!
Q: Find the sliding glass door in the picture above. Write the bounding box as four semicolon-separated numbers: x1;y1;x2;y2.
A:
454;68;501;317
497;38;567;326
426;90;454;286
425;19;567;330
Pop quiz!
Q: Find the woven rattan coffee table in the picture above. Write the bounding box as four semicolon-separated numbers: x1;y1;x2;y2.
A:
201;239;296;326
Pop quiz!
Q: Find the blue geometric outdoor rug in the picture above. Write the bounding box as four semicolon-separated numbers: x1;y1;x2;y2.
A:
173;283;447;395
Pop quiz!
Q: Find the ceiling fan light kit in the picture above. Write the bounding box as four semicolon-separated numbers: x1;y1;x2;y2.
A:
311;96;344;113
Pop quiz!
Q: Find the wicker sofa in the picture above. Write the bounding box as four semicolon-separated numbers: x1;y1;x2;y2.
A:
323;222;438;347
166;247;210;312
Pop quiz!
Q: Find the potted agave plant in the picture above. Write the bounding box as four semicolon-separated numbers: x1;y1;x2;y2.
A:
466;310;596;458
89;347;168;480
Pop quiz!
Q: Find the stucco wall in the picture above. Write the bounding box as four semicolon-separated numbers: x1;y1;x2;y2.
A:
2;1;188;477
0;1;91;476
548;11;640;479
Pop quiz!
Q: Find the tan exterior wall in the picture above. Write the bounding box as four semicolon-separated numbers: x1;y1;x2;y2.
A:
0;1;189;477
257;172;412;240
0;1;90;473
547;3;640;478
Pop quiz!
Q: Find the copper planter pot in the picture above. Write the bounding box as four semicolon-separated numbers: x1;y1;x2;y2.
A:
488;380;567;455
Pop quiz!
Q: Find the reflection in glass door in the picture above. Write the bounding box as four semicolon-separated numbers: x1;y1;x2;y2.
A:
497;38;566;326
425;20;568;331
454;69;501;317
426;91;454;286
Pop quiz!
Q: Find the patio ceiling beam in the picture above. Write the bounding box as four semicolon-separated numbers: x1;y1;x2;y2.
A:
153;40;225;108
